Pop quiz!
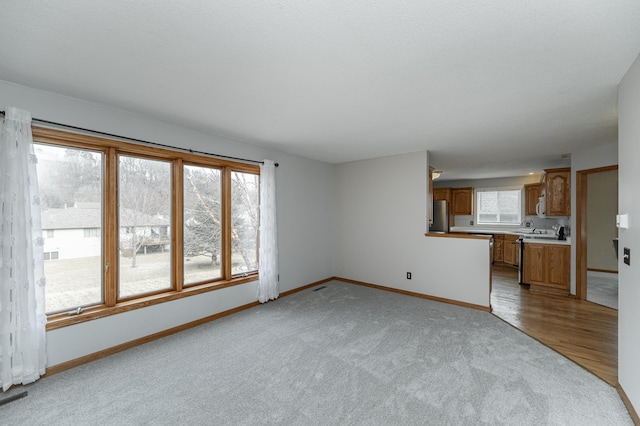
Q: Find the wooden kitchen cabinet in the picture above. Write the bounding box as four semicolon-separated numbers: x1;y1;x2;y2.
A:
451;187;474;215
433;186;473;217
544;167;570;216
493;234;504;263
522;242;570;294
433;187;452;203
503;234;520;266
433;187;453;225
524;183;541;216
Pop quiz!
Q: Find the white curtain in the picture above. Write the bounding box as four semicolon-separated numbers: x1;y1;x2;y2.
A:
0;107;47;391
257;160;278;303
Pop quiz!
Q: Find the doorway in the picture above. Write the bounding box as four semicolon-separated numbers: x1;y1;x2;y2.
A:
576;165;619;309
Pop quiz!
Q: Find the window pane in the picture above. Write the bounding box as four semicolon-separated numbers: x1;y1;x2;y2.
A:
231;171;259;275
35;143;103;314
183;165;222;285
477;189;521;224
118;155;172;298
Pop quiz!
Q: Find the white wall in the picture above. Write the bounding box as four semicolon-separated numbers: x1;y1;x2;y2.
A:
618;54;640;413
570;142;618;294
1;80;335;366
333;151;490;308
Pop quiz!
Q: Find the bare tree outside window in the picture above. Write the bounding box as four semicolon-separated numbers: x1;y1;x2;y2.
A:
118;155;172;298
183;164;222;284
231;171;259;275
32;129;261;320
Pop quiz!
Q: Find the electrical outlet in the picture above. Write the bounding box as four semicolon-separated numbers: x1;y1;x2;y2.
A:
406;272;412;279
470;220;474;225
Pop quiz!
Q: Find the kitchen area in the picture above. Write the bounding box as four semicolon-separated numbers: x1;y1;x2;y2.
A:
426;166;619;386
428;167;572;295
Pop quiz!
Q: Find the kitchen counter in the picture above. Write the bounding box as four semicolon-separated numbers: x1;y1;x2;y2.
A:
425;232;491;240
521;238;571;246
450;226;522;236
450;226;571;245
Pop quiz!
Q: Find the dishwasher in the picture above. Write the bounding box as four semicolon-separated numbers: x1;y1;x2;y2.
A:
517;237;524;284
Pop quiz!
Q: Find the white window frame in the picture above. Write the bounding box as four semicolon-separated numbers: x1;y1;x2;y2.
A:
475;186;523;226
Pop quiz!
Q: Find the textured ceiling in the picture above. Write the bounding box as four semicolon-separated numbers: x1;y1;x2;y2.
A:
1;1;639;179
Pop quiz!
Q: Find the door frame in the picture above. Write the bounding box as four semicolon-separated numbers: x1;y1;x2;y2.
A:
575;164;618;300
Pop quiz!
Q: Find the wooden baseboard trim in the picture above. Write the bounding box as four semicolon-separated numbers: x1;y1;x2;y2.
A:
333;277;491;312
45;300;259;376
45;277;335;377
279;277;335;297
617;383;640;425
587;268;618;274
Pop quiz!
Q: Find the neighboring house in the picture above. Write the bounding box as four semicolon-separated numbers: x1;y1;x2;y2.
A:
41;202;170;260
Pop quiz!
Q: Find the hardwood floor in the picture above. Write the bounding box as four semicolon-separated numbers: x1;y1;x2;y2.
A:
490;264;618;386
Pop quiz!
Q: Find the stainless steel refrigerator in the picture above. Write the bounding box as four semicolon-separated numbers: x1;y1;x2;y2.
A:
430;200;449;233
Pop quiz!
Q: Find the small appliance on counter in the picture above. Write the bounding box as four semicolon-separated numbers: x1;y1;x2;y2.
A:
552;224;566;240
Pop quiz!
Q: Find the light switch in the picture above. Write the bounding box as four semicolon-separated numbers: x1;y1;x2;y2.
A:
624;247;631;266
617;213;629;229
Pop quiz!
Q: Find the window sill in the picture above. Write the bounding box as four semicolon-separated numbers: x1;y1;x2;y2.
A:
45;274;258;331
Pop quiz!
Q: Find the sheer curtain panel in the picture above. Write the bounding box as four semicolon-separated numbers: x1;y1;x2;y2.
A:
257;160;278;303
0;107;47;391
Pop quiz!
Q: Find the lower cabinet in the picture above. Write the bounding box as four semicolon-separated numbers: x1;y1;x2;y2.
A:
503;234;520;266
522;243;570;294
493;233;518;265
494;235;504;263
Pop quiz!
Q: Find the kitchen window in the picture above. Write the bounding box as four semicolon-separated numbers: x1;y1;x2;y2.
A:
33;127;260;326
475;187;522;225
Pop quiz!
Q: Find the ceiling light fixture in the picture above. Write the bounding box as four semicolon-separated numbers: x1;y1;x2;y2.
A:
432;170;442;180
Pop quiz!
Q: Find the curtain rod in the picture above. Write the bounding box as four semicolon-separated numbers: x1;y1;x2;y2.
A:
0;110;278;167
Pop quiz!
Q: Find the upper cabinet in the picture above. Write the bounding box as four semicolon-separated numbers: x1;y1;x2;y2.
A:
433;187;454;224
524;183;541;216
432;186;473;215
451;187;474;215
433;187;452;203
544;167;571;216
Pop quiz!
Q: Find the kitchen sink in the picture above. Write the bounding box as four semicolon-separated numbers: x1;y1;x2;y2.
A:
520;233;558;240
515;228;558;239
516;228;551;235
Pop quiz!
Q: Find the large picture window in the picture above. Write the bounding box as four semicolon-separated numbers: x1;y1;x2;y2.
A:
118;155;173;299
33;128;260;327
35;143;104;314
476;187;522;225
183;164;222;285
231;171;259;276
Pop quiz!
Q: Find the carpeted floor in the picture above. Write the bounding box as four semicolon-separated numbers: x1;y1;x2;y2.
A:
587;271;618;310
0;280;632;425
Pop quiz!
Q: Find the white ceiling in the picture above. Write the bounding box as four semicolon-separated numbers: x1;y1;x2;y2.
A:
1;1;639;180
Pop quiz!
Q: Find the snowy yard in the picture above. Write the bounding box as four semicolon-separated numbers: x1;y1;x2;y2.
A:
44;252;223;314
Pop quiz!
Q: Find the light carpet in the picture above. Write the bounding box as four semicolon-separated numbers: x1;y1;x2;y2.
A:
587;271;618;310
0;280;632;425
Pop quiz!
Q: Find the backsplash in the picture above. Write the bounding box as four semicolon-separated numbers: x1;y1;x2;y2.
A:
453;215;570;235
